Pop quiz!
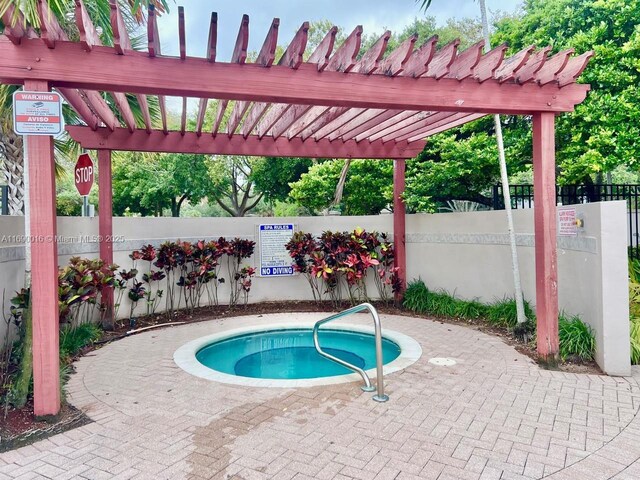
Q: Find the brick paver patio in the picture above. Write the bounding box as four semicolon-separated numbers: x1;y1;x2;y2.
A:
2;312;640;480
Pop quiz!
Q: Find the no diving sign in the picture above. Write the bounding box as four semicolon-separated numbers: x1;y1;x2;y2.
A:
13;91;63;136
258;224;295;277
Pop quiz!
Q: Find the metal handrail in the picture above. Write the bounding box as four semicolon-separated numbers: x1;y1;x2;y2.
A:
313;302;389;402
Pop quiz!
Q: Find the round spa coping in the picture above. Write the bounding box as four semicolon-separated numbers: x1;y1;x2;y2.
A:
173;320;423;388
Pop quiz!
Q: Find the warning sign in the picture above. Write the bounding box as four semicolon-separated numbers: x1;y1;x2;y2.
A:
558;208;577;236
258;224;295;277
13;91;63;135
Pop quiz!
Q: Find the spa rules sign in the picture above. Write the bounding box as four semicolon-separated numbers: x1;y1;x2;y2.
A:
258;224;295;277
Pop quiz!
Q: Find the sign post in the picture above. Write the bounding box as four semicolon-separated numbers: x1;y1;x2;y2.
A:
13;91;63;136
74;153;94;216
258;224;295;277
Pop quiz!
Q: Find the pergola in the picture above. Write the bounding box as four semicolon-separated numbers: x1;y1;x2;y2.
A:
1;1;592;416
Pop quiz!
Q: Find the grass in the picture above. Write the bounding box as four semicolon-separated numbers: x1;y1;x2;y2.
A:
59;323;102;363
558;314;596;361
403;279;595;362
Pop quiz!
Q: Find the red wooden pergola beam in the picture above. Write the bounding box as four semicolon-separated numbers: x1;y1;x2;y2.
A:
272;29;389;140
196;13;218;135
308;26;338;72
360;111;429;143
146;4;167;133
474;43;507;82
1;5;37;45
405;113;486;142
446;40;484;81
75;0;99;52
377;34;417;76
403;35;438;77
38;0;66;48
326;26;363;73
57;87;100;130
0;38;591;114
278;22;309;69
326;108;396;142
535;49;573;86
515;47;551;84
495;45;534;83
424;40;459;79
557;51;594;87
66;126;425;159
84;90;120;131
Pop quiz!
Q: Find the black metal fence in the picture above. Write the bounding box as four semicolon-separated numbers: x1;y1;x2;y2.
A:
0;185;8;216
493;184;640;258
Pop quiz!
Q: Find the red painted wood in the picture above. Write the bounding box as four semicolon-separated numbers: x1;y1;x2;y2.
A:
75;0;99;52
232;15;250;65
26;80;61;417
313;107;373;141
180;97;187;135
83;90;119;131
158;95;168;134
241;102;269;138
257;18;279;67
474;43;507;82
307;26;338;72
57;88;99;130
515;47;551;84
404;113;484;142
66;126;426;159
326;26;363;73
256;104;291;138
98;149;114;328
534;49;573;86
325;108;396;142
178;6;186;60
206;13;217;62
110;0;130;54
393;158;407;298
38;0;66;48
403;35;438;78
424;40;459;79
380;111;456;143
446;40;484;81
147;4;160;57
0;39;591;114
136;94;152;133
495;45;534;83
1;5;36;45
353;30;390;74
533;112;559;362
557;51;594;87
367;111;432;143
270;104;312;139
227;18;280;136
110;92;136;132
278;22;309;69
377;34;417;76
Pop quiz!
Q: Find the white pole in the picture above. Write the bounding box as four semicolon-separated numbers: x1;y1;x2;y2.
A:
23;140;31;288
479;0;527;324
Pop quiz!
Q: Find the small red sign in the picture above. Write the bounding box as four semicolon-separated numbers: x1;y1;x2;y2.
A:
74;153;94;196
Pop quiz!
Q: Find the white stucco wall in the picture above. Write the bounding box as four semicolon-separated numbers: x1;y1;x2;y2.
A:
0;202;630;375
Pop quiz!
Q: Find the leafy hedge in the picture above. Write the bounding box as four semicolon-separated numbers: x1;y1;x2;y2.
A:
403;279;595;362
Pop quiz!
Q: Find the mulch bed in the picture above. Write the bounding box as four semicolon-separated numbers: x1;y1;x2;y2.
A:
0;300;600;452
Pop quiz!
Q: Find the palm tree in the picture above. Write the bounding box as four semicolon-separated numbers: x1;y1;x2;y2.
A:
417;0;528;324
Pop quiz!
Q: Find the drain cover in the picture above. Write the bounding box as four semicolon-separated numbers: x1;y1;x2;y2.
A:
429;357;457;366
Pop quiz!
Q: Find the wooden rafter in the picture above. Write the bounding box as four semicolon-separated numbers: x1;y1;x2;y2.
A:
147;4;167;134
227;18;280;137
67;127;425;159
474;43;508;82
110;0;152;133
445;40;484;80
557;51;593;87
1;5;37;45
495;45;534;83
212;14;249;137
515;47;551;84
178;7;188;135
239;22;313;139
535;49;573;86
424;40;459;79
195;13;218;135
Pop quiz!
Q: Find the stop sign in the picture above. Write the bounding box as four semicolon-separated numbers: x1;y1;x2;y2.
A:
74;153;94;196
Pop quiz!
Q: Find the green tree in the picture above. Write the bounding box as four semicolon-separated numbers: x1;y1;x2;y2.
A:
289;159;393;215
112;152;210;217
206;155;264;217
251;157;313;203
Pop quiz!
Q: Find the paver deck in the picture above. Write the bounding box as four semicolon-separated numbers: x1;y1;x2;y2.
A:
2;312;640;480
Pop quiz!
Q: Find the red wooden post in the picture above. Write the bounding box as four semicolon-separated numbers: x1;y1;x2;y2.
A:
25;80;61;416
533;112;559;363
98;149;114;329
393;158;407;299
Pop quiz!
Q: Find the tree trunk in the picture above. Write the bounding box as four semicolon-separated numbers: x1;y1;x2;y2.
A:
331;158;351;212
0;129;25;215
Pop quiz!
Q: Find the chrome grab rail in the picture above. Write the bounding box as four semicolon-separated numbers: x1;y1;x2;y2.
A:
312;302;389;402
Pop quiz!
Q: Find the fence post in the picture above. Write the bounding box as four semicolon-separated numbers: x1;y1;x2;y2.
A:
492;184;501;210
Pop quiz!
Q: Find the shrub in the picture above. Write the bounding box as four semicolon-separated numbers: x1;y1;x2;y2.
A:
403;280;430;313
59;323;102;363
558;315;595;361
486;297;535;328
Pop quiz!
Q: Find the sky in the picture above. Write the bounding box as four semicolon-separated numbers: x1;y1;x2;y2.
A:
156;0;522;112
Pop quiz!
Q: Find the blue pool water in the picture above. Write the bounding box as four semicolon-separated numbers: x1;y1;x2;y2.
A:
195;328;401;379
